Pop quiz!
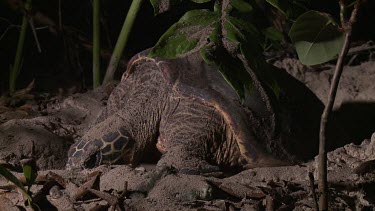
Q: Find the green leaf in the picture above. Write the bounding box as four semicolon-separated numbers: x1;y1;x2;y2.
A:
214;52;253;99
200;47;215;65
223;16;263;60
240;43;282;100
178;9;218;25
150;10;219;58
266;0;309;19
150;4;273;105
22;165;37;188
0;165;31;200
262;27;283;41
289;10;344;65
231;0;253;14
270;79;281;99
224;16;260;43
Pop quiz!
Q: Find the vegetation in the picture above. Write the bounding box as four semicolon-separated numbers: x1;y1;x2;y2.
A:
92;0;101;88
102;0;144;84
9;0;32;95
0;164;38;209
315;2;361;210
0;0;370;209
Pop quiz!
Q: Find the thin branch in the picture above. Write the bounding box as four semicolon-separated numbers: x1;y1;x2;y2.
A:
347;41;375;55
28;17;42;53
35;26;50;30
308;172;319;211
0;17;21;42
0;17;13;25
318;1;361;210
0;27;12;41
339;0;346;26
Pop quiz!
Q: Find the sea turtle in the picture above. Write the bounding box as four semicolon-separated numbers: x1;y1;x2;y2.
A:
66;49;328;172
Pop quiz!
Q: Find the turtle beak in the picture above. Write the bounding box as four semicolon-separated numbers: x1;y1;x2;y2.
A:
83;150;103;168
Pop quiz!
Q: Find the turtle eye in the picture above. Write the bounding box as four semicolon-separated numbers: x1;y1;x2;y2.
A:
83;151;102;168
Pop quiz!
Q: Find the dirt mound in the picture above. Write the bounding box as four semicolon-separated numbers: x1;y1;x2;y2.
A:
274;58;375;106
275;58;375;142
0;86;110;170
0;134;373;210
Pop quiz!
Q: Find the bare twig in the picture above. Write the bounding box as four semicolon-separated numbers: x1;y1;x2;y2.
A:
347;54;358;66
45;171;77;189
118;181;128;199
318;1;361;210
265;195;274;211
308;172;318;211
28;17;42;53
0;17;13;24
0;27;13;41
347;41;375;55
88;188;118;206
87;188;122;210
71;171;100;201
0;17;21;41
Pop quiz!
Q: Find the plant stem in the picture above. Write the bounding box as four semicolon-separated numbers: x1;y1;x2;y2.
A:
102;0;143;84
93;0;101;88
318;2;360;210
339;0;345;26
9;0;32;95
28;17;41;53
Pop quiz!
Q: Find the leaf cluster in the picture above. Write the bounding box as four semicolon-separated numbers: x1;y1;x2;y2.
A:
148;0;349;102
268;0;347;65
149;0;281;103
0;164;38;208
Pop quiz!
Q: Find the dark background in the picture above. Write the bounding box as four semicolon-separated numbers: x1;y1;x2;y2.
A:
0;0;374;94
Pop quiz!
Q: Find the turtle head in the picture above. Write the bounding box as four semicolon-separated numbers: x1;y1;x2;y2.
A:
66;129;136;169
85;134;136;168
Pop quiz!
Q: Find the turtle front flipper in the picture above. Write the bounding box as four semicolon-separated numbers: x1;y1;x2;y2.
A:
157;144;221;175
157;98;241;175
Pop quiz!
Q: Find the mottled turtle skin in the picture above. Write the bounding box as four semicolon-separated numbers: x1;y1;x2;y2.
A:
66;50;326;172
